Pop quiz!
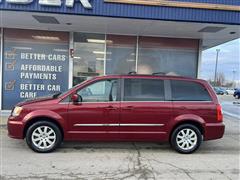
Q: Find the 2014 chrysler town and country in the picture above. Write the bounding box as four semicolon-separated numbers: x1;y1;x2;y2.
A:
8;75;225;153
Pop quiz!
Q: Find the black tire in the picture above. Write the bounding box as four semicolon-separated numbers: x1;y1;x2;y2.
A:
170;124;202;154
26;121;62;153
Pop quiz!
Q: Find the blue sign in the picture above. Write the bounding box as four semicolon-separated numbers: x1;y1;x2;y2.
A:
0;0;239;25
2;40;69;110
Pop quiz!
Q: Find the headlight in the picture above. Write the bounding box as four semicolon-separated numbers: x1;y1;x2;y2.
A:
12;106;23;117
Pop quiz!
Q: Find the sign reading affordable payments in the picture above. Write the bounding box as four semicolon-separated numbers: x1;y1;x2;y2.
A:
2;31;69;110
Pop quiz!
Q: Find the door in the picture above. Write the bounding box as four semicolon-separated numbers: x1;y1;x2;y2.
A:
67;79;120;141
119;78;172;141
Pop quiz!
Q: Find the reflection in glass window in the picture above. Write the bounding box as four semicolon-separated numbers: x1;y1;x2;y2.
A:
138;37;199;77
171;80;212;101
106;35;137;75
73;33;105;86
77;80;118;102
0;28;1;60
124;79;164;101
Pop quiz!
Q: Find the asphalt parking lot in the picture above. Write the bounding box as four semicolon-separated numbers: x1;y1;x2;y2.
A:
0;95;239;180
218;95;240;120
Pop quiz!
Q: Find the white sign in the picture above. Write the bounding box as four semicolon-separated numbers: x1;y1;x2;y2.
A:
5;0;93;9
66;0;92;8
39;0;61;6
6;0;33;4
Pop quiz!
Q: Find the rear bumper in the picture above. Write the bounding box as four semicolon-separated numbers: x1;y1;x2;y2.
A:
204;122;225;140
8;116;24;139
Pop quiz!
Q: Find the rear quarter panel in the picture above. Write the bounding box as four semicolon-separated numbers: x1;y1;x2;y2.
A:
172;102;217;124
168;78;222;140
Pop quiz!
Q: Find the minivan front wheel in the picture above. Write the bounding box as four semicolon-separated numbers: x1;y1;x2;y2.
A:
26;121;62;153
171;124;202;154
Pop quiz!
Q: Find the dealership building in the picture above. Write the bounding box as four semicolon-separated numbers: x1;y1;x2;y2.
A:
0;0;239;110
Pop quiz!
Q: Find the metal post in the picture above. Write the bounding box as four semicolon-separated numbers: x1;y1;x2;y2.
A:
214;49;220;84
197;40;202;78
104;33;107;75
0;28;3;110
232;69;236;88
68;32;74;88
135;36;139;73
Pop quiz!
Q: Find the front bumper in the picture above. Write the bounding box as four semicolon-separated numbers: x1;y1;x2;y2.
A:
8;116;24;139
204;122;225;141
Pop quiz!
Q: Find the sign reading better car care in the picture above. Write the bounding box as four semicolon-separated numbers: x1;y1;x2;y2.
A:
2;30;69;110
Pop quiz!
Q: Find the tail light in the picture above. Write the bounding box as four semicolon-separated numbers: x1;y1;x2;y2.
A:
217;104;223;122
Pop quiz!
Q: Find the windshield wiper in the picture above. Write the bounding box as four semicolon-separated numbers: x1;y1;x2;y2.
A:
52;92;62;98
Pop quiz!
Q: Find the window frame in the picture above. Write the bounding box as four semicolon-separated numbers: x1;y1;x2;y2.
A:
75;78;121;103
121;77;167;102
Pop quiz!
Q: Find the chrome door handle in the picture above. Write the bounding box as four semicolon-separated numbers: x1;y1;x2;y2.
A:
179;106;187;110
105;106;117;110
122;106;134;110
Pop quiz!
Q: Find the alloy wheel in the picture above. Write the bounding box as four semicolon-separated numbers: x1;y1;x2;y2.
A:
31;126;56;150
176;128;198;151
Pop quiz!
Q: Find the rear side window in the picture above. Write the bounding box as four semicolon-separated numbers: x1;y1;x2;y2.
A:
124;79;164;101
171;80;212;101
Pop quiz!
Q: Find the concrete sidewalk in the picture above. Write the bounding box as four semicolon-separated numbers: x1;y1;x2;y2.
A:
0;116;8;125
0;109;10;122
1;115;239;180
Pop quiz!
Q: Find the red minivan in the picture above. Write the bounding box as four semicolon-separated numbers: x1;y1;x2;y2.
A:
8;75;225;153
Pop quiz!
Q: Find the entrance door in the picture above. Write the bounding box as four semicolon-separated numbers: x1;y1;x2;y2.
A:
67;79;120;140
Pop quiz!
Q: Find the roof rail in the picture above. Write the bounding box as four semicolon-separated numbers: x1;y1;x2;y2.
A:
152;72;166;75
128;71;137;75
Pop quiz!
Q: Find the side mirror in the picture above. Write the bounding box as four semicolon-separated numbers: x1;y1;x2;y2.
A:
71;94;82;103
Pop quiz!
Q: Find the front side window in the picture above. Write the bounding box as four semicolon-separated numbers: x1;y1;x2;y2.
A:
77;79;118;102
171;80;212;101
124;79;165;101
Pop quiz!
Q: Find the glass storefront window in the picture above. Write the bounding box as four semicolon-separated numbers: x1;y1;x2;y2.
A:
137;37;199;77
0;28;2;109
72;33;199;86
106;35;137;75
2;28;69;110
73;33;105;86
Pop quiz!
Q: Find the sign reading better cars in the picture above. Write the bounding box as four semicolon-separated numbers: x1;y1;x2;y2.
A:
2;30;69;110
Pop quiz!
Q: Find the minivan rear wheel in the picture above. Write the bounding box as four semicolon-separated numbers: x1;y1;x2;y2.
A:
171;124;202;154
26;121;62;153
